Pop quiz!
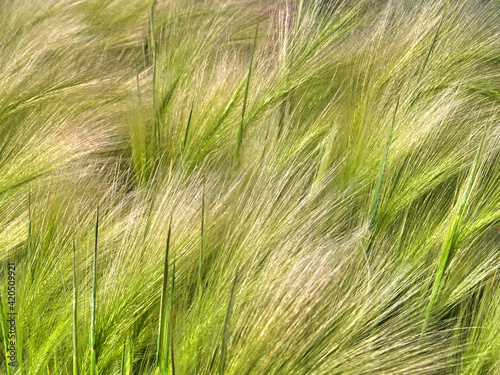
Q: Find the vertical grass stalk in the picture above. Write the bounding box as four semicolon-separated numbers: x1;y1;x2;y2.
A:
150;0;159;158
220;272;239;375
121;335;133;375
121;339;126;375
90;204;99;375
155;223;171;375
404;0;449;115
422;130;486;333
167;256;175;375
368;97;399;232
72;226;79;375
27;190;32;282
233;14;260;167
180;103;194;167
198;174;205;302
368;1;448;235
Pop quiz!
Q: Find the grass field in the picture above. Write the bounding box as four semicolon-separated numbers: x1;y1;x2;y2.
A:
0;0;499;374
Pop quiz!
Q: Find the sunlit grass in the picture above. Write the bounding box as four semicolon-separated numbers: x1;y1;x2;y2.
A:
0;0;499;374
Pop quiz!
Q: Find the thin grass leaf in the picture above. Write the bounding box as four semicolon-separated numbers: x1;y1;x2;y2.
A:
150;0;159;158
155;223;171;375
404;0;449;115
168;256;176;375
194;177;205;374
120;335;132;375
120;339;126;375
423;129;487;333
368;97;399;231
369;1;449;232
27;190;32;282
72;226;78;375
233;15;260;167
180;103;194;166
220;271;239;375
198;173;205;301
90;204;98;375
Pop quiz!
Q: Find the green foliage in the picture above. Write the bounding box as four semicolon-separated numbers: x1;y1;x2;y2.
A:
0;0;499;374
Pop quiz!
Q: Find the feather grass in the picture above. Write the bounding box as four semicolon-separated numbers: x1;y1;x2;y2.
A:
0;1;498;373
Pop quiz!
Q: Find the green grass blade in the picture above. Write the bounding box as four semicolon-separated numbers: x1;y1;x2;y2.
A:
121;335;133;375
72;226;79;375
121;339;126;375
156;223;171;375
233;14;260;167
181;103;194;160
423;130;486;333
90;204;98;375
456;132;486;219
220;271;239;375
168;256;175;375
368;97;399;231
417;1;449;85
150;0;159;158
198;174;205;301
405;0;449;113
27;190;32;282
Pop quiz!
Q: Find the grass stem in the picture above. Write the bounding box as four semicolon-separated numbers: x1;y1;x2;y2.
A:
156;222;171;374
422;129;486;333
220;271;239;375
90;204;99;375
233;13;260;168
72;225;78;375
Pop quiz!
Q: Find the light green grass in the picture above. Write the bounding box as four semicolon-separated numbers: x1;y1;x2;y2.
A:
0;0;499;374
